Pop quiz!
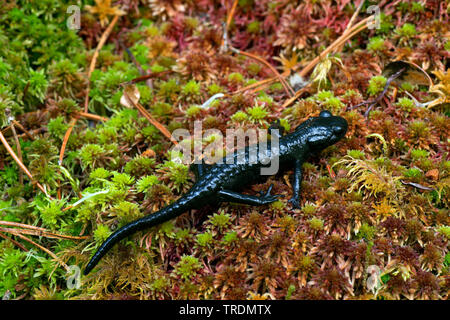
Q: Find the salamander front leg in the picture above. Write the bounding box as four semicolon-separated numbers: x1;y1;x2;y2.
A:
190;160;210;181
288;159;303;209
268;119;285;138
218;185;283;206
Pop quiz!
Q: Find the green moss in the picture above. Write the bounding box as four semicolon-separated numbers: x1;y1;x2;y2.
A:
323;97;344;112
37;200;65;230
367;37;386;52
150;63;165;73
208;83;223;95
112;201;142;224
315;90;334;101
400;82;415;92
397;97;414;112
358;223;376;241
124;156;155;177
89;168;112;182
247;104;268;122
231;110;248;122
111;172;135;188
47;116;68;139
302;203;317;216
246;63;261;75
136;175;160;193
410;149;429;161
246;21;261;34
185;104;202;118
228;72;244;84
208;211;232;231
94;224;112;244
437;226;450;240
444;41;450;52
367;75;387;96
396;23;416;38
410;2;425;13
308;217;324;231
403;167;423;180
174;255;201;280
347;149;365;159
196;231;214;247
408;120;430;138
222;231;238;244
158;79;180;99
182;80;201;96
279;118;291;132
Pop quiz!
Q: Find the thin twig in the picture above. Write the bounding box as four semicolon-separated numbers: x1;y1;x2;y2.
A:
12;120;34;140
0;226;89;241
10;122;23;184
84;15;120;113
0;221;88;240
231;48;295;97
74;111;108;122
119;40;146;76
346;0;365;33
14;233;69;272
349;68;406;120
122;90;178;145
0;130;50;197
17;127;46;140
121;70;172;86
298;17;372;78
0;232;29;251
59;117;79;166
234;16;373;95
0;220;51;231
281;86;311;109
226;0;239;33
57;116;79;200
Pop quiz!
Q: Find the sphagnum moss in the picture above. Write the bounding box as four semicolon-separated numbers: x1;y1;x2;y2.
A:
0;0;448;301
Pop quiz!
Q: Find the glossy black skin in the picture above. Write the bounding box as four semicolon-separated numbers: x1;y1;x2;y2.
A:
84;110;347;274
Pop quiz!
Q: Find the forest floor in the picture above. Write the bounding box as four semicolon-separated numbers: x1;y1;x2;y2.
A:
0;0;448;300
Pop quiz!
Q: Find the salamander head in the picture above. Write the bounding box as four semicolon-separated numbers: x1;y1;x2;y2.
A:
300;110;348;152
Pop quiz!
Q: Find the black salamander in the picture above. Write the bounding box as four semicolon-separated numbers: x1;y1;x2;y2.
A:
84;110;348;274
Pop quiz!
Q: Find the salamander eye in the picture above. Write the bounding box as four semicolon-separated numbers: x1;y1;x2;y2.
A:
333;125;346;135
319;110;332;117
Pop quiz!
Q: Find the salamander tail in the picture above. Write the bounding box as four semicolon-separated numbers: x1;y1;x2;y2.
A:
84;196;194;275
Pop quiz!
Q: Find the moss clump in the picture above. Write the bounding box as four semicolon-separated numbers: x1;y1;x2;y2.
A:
246;21;261;34
174;255;202;280
347;149;365;159
228;72;244;84
182;80;201;96
308;217;324;231
94;225;112;244
367;75;387;96
247;104;268;122
185;104;202;118
136;175;160;193
397;97;415;112
410;149;429;161
396;23;417;38
367;37;386;52
0;0;447;301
